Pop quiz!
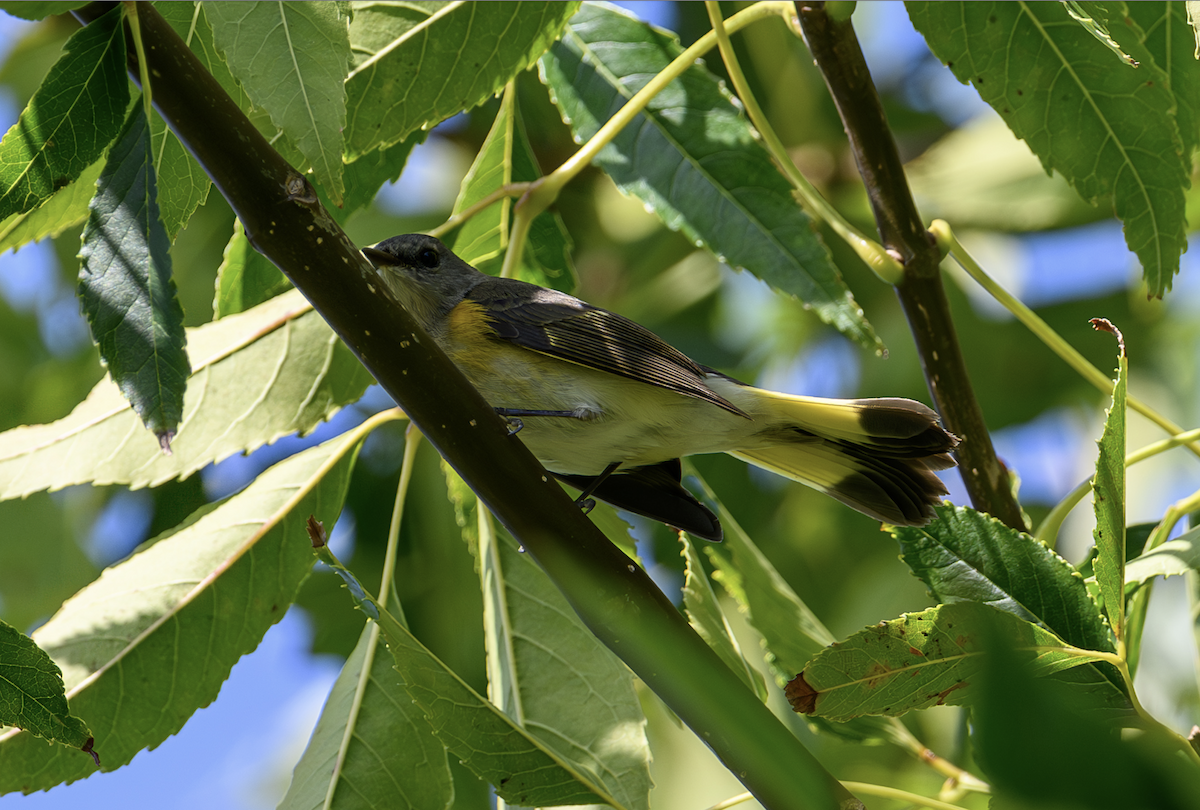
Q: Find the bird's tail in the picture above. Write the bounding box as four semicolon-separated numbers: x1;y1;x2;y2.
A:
731;391;959;526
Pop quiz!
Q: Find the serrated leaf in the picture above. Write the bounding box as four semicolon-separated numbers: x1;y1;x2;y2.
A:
279;617;453;810
680;534;769;703
478;519;652;810
78;104;190;444
0;5;127;220
539;3;876;348
892;504;1123;700
448;84;576;290
338;129;424;220
1092;321;1127;637
317;545;615;808
908;1;1189;295
0;426;366;792
1126;2;1200;186
213;218;292;318
205;0;350;204
344;1;579;160
0;289;374;500
791;602;1108;722
1124;527;1200;586
0;620;92;754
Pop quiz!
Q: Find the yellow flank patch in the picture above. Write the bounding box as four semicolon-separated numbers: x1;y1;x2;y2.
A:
445;299;509;377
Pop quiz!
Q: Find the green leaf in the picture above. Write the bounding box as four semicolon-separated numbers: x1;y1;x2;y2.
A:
0;620;93;756
0;5;127;220
344;1;580;160
1189;2;1200;58
278;617;453;810
316;543;614;808
205;0;350;204
0;289;374;500
0;156;99;254
680;534;769;703
478;520;652;810
213;218;292;318
908;1;1189;296
1125;2;1200;182
337;129;424;220
448;84;576;291
0;2;88;21
1063;1;1138;66
791;602;1108;722
78;104;190;445
540;3;877;349
1124;527;1200;586
893;504;1121;691
1091;320;1127;636
0;427;365;792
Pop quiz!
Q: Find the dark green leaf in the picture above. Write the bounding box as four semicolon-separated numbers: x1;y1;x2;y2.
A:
540;3;877;348
893;504;1120;686
0;5;127;220
78;104;189;445
908;1;1189;295
1125;2;1200;164
344;1;580;159
0;620;92;754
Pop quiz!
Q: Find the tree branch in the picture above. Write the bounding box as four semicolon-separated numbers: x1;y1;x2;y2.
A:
794;1;1027;531
72;3;859;807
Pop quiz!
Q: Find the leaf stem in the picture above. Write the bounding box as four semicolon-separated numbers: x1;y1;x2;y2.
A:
703;1;901;283
379;422;419;605
931;220;1200;459
123;2;153;118
840;782;970;810
426;182;531;241
505;0;794;271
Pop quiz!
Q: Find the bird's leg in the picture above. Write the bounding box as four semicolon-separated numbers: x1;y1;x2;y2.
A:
571;462;622;513
494;407;590;436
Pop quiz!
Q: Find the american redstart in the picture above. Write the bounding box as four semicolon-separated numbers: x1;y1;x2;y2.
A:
364;234;958;542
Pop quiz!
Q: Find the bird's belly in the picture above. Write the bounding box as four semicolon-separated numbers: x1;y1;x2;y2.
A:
449;344;758;476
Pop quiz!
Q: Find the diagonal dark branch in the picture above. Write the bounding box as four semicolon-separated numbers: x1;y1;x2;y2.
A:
795;1;1027;532
71;3;859;807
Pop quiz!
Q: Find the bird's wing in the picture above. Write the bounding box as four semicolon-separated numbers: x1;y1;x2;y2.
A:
468;279;747;416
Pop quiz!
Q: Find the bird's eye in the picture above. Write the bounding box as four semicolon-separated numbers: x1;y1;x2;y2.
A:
416;248;438;269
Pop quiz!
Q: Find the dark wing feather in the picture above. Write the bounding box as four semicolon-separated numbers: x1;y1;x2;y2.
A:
468;278;747;417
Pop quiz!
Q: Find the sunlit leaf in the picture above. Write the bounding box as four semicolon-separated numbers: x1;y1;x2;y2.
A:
1091;320;1127;636
0;289;374;499
1124;528;1200;586
0;426;367;791
213;218;292;318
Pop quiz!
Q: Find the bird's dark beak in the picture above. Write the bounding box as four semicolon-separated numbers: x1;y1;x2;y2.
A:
361;246;394;268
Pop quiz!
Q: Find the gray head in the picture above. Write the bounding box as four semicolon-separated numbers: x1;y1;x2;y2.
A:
362;234;488;333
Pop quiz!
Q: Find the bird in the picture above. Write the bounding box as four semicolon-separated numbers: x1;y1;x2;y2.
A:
363;233;958;542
